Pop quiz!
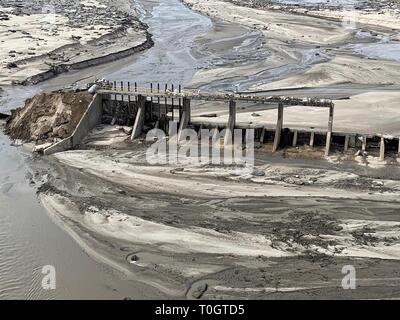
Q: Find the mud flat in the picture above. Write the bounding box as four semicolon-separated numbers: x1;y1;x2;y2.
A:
29;0;400;299
33;129;400;299
0;0;214;299
191;91;400;137
184;0;400;138
185;0;400;92
3;0;400;300
0;0;152;86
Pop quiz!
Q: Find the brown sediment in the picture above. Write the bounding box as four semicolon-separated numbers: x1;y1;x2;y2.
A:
6;91;92;143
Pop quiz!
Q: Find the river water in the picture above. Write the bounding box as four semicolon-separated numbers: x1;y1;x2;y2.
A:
0;0;212;299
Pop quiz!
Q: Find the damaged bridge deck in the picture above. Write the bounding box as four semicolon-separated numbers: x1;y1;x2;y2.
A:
97;82;335;156
43;82;398;161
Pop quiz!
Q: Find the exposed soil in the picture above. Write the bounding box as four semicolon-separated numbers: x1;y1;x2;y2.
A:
6;91;93;144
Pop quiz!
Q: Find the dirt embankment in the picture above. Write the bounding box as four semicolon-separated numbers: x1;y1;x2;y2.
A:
6;91;92;144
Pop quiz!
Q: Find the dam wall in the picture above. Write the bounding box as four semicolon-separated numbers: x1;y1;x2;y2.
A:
40;82;400;161
43;93;103;155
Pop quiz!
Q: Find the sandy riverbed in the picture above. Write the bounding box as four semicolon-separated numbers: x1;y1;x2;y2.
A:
34;128;400;299
3;0;400;300
190;91;400;136
0;0;151;86
186;0;400;90
183;0;400;137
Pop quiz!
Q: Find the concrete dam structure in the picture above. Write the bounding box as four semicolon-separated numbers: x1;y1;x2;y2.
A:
43;82;398;161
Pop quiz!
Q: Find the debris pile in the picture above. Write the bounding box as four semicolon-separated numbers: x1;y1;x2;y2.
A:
6;90;93;144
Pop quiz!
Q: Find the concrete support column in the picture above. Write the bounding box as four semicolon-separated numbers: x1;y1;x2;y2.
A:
102;94;111;112
273;102;284;153
349;135;356;148
227;99;236;132
362;136;367;152
131;95;146;140
379;136;385;161
260;128;266;144
398;138;400;156
178;98;191;141
198;125;203;138
111;94;118;125
225;99;236;145
325;105;334;157
310;132;315;148
344;135;350;153
292;130;298;147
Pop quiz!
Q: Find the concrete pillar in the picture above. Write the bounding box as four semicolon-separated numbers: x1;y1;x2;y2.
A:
349;135;356;148
273;102;284;153
225;99;236;145
344;135;350;153
325;105;334;157
309;132;315;148
379;136;385;161
227;99;236;132
260;127;266;144
101;94;111;116
178;98;191;141
178;85;183;120
362;136;367;152
131;95;146;140
292;130;298;147
171;84;175;121
198;124;203;138
111;93;118;125
398;138;400;156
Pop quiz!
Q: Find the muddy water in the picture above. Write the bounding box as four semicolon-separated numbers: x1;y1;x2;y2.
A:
108;0;212;84
0;129;170;299
0;0;212;299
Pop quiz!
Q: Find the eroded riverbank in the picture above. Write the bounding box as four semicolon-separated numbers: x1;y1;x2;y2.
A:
0;0;152;86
